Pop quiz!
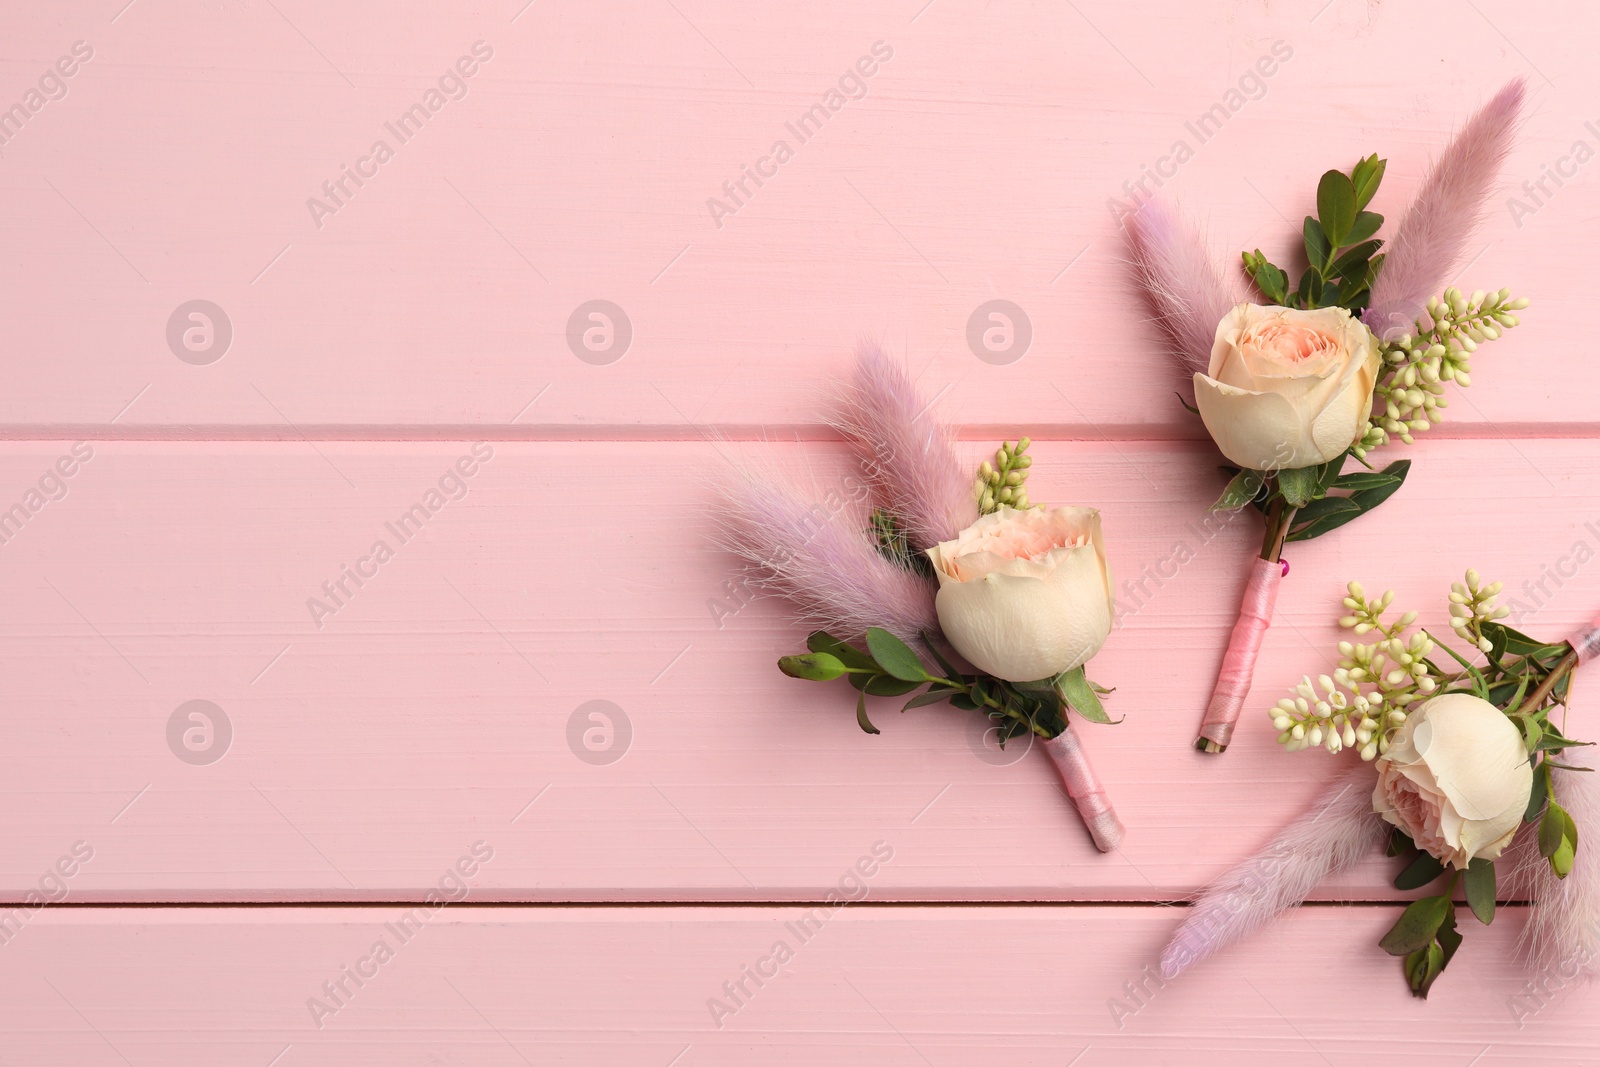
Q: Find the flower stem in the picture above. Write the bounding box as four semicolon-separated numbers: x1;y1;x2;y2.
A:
1513;646;1580;719
1260;496;1296;562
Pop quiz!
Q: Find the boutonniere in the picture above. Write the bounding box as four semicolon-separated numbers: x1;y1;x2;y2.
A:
719;345;1126;851
1162;570;1596;998
1124;79;1529;753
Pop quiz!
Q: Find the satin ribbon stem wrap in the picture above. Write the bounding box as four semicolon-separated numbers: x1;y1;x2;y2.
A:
1571;617;1600;665
1042;726;1125;853
1199;556;1284;751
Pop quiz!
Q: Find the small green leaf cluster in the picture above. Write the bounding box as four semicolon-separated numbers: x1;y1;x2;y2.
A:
1242;154;1386;311
975;438;1036;513
1379;830;1488;999
1354;287;1529;458
1270;570;1591;996
869;508;934;579
1210;457;1410;544
777;628;1116;739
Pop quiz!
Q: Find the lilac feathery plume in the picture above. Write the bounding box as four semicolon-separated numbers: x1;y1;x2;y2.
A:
716;469;937;644
1365;78;1526;339
1514;746;1600;981
833;341;978;552
1122;197;1243;380
1161;765;1386;979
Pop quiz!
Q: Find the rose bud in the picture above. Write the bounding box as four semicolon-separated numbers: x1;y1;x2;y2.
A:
1372;692;1533;868
1194;304;1381;471
925;505;1113;683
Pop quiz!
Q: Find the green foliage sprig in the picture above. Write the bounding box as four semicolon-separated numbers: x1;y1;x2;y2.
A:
1269;570;1590;998
1243;154;1386;311
779;437;1115;743
1210;152;1528;550
780;627;1113;740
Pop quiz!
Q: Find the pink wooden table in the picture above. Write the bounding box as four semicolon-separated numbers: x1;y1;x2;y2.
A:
2;0;1596;1062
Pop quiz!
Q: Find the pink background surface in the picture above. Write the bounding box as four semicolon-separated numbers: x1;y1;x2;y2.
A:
2;0;1597;1062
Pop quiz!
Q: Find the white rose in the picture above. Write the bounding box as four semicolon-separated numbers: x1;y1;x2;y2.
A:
924;506;1113;683
1194;304;1381;471
1372;692;1533;869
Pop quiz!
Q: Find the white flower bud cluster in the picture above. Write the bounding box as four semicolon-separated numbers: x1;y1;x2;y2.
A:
975;438;1036;513
1352;288;1527;459
1269;580;1449;761
1447;568;1508;652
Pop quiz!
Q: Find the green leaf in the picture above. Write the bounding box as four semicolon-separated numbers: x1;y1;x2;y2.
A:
1276;464;1324;508
919;632;964;680
808;631;875;671
1330;469;1400;492
1366;250;1387;289
851;673;923;697
1479;622;1562;660
1285;460;1412;543
1553;834;1576;878
855;690;879;735
1054;666;1119;725
1297;265;1322;308
1540;800;1568;859
1431;636;1490;699
1411;907;1461;999
1209;468;1265;512
1404;941;1445;999
1302;216;1332;271
1330;239;1382;279
1380;894;1452;956
1394;851;1445;890
1344;211;1384;247
902;689;953;711
1464;858;1496;925
1316;170;1358;249
1521;716;1545;755
865;627;928;682
1387;828;1415;857
1352;155;1387;211
1291;496;1362;526
1349;459;1411;506
1243;250;1290;304
778;652;849;681
1526;762;1551;823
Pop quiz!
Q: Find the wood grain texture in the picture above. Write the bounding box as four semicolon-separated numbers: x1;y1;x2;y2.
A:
0;1;1588;434
4;905;1596;1064
1;0;1596;1059
0;438;1592;900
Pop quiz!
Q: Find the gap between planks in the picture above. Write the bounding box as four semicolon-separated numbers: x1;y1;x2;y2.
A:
29;900;1532;910
0;424;1594;443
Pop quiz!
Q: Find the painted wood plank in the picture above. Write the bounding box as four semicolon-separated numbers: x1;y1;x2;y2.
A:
0;437;1594;899
0;0;1587;432
1;904;1593;1064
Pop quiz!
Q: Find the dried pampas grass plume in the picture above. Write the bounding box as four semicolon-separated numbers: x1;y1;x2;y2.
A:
1365;78;1526;338
1122;198;1244;382
715;467;937;645
834;341;977;552
1516;745;1600;982
1161;765;1387;978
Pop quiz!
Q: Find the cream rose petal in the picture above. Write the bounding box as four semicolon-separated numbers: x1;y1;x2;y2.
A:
927;508;1114;683
1193;373;1309;470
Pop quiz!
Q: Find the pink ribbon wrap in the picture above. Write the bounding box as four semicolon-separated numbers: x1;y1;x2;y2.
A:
1199;556;1284;750
1042;728;1125;853
1570;619;1600;665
